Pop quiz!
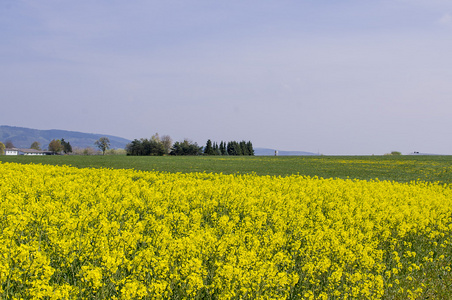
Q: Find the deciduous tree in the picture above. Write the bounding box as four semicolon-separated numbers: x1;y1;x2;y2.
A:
142;138;166;156
95;137;110;155
161;135;173;155
30;141;41;150
170;139;202;156
48;139;63;154
125;138;165;156
5;140;14;148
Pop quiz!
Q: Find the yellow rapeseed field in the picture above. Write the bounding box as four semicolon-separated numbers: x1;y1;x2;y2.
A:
0;162;451;299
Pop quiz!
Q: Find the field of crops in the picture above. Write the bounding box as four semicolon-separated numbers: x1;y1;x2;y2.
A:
2;155;452;183
1;159;451;299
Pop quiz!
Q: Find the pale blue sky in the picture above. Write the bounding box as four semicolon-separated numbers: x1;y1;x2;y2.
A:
1;0;452;154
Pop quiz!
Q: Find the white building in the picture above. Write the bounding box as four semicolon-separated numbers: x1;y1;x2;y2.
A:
5;148;50;156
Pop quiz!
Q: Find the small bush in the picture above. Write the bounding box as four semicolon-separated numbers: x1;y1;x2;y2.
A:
385;151;402;156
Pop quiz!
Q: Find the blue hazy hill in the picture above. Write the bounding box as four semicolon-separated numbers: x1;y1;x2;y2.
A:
0;125;131;149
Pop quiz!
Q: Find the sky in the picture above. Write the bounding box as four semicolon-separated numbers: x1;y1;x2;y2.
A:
1;0;452;155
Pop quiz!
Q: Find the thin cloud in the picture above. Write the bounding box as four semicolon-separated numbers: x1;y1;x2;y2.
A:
439;13;452;25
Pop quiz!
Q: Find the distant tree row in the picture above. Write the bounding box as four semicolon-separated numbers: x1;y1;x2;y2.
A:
170;139;203;156
125;134;254;156
126;138;207;156
126;134;174;156
126;136;202;156
204;140;254;156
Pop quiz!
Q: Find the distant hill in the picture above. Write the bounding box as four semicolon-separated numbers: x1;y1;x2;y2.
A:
254;148;318;156
0;125;131;149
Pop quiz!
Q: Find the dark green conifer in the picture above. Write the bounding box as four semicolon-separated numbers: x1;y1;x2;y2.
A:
204;139;214;155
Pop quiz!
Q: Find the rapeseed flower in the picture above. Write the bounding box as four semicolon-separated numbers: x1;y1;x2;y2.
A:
0;161;451;299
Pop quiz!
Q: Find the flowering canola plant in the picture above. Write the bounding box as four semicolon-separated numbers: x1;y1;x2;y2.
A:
0;162;451;299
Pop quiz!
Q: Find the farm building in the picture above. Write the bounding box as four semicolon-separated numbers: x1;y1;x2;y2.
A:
4;148;52;156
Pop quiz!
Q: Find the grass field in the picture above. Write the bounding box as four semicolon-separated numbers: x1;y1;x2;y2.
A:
1;155;452;184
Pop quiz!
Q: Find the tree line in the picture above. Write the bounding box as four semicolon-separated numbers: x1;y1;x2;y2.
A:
203;140;254;156
126;135;254;156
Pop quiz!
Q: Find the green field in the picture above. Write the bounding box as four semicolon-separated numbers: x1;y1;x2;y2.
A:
1;155;452;184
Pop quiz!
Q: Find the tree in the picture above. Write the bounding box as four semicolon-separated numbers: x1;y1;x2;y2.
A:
213;142;221;155
82;147;98;155
161;135;173;155
204;139;214;155
170;139;202;156
385;151;402;156
227;141;242;156
246;141;255;156
151;133;160;143
125;138;165;156
0;142;4;155
48;139;63;154
95;137;110;155
61;138;72;154
240;141;249;155
126;134;172;156
126;139;144;156
141;138;166;156
224;140;254;156
219;141;227;155
30;141;41;150
5;140;14;148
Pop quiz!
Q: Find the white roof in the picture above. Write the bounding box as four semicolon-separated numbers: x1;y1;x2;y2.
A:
6;148;48;153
